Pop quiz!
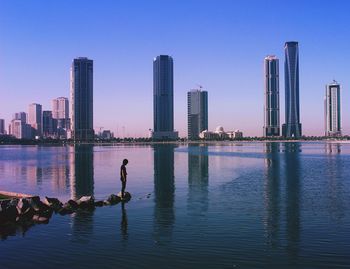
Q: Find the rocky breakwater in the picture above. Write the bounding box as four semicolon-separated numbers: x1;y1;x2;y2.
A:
0;192;131;239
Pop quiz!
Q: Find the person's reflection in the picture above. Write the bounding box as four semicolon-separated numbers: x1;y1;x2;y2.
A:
121;202;128;240
284;142;301;262
263;142;281;248
187;144;209;216
153;144;176;245
69;144;95;243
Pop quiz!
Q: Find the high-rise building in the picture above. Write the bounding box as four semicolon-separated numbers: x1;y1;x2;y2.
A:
52;97;70;128
187;89;208;139
28;103;42;136
0;119;5;134
282;41;302;138
152;55;178;140
264;55;280;136
13;112;27;123
9;120;32;139
325;81;341;137
43;111;57;138
70;57;94;141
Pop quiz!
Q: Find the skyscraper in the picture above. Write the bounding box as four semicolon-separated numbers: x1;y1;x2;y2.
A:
187;89;208;139
43;110;57;138
52;97;69;127
264;55;280;136
28;103;42;136
0;119;5;134
282;41;302;138
152;55;178;140
70;57;94;141
13;112;27;123
325;81;341;137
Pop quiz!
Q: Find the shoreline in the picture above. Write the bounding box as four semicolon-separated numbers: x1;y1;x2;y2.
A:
1;139;350;146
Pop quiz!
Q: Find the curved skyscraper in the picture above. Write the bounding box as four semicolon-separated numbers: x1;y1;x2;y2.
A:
264;55;280;137
152;55;178;139
282;42;302;138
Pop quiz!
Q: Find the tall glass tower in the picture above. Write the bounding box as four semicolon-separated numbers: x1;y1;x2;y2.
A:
325;81;341;137
264;55;280;136
187;89;208;139
70;57;94;141
282;41;302;138
152;55;178;139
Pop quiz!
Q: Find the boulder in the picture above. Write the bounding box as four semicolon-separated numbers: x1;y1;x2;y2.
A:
43;197;63;212
27;196;44;212
1;201;19;223
117;192;132;202
77;196;95;209
32;215;49;224
107;194;121;205
66;199;78;209
16;198;31;215
103;200;111;206
58;207;74;216
94;200;104;207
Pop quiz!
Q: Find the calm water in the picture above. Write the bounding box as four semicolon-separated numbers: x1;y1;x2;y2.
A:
0;142;349;268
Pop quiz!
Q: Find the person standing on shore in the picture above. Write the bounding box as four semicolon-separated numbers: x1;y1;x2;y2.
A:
120;159;128;198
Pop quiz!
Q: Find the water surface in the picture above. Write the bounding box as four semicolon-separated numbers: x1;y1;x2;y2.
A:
0;142;349;268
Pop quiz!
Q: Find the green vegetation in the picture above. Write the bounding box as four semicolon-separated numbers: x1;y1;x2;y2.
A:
0;194;11;200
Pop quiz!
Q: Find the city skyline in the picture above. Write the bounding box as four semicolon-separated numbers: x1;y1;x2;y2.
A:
1;1;350;137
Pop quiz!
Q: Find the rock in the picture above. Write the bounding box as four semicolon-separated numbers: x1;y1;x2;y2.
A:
94;200;104;207
58;207;74;216
32;215;49;223
43;197;63;212
26;196;41;209
16;198;31;215
117;192;132;202
17;207;35;222
77;196;95;209
66;199;78;209
107;194;121;205
103;200;111;206
1;202;19;223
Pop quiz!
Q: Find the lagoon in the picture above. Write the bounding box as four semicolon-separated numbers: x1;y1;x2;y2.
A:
0;142;349;268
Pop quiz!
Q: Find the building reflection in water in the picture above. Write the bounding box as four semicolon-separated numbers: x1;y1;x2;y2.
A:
284;142;301;261
325;143;341;154
263;142;281;248
187;144;209;216
263;142;301;260
69;145;94;200
69;145;95;243
153;144;176;244
324;143;345;221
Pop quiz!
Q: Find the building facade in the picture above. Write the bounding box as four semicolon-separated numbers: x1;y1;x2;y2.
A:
52;97;70;129
187;89;208;139
14;112;27;123
152;55;178;139
70;57;94;141
282;41;302;138
0;119;5;134
43;111;57;138
264;55;280;136
325;81;341;137
10;119;32;139
28;103;42;137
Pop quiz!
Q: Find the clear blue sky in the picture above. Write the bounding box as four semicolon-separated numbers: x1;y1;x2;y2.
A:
1;0;350;137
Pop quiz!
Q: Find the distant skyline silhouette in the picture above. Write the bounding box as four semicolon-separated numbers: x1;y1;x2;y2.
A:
1;0;350;137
